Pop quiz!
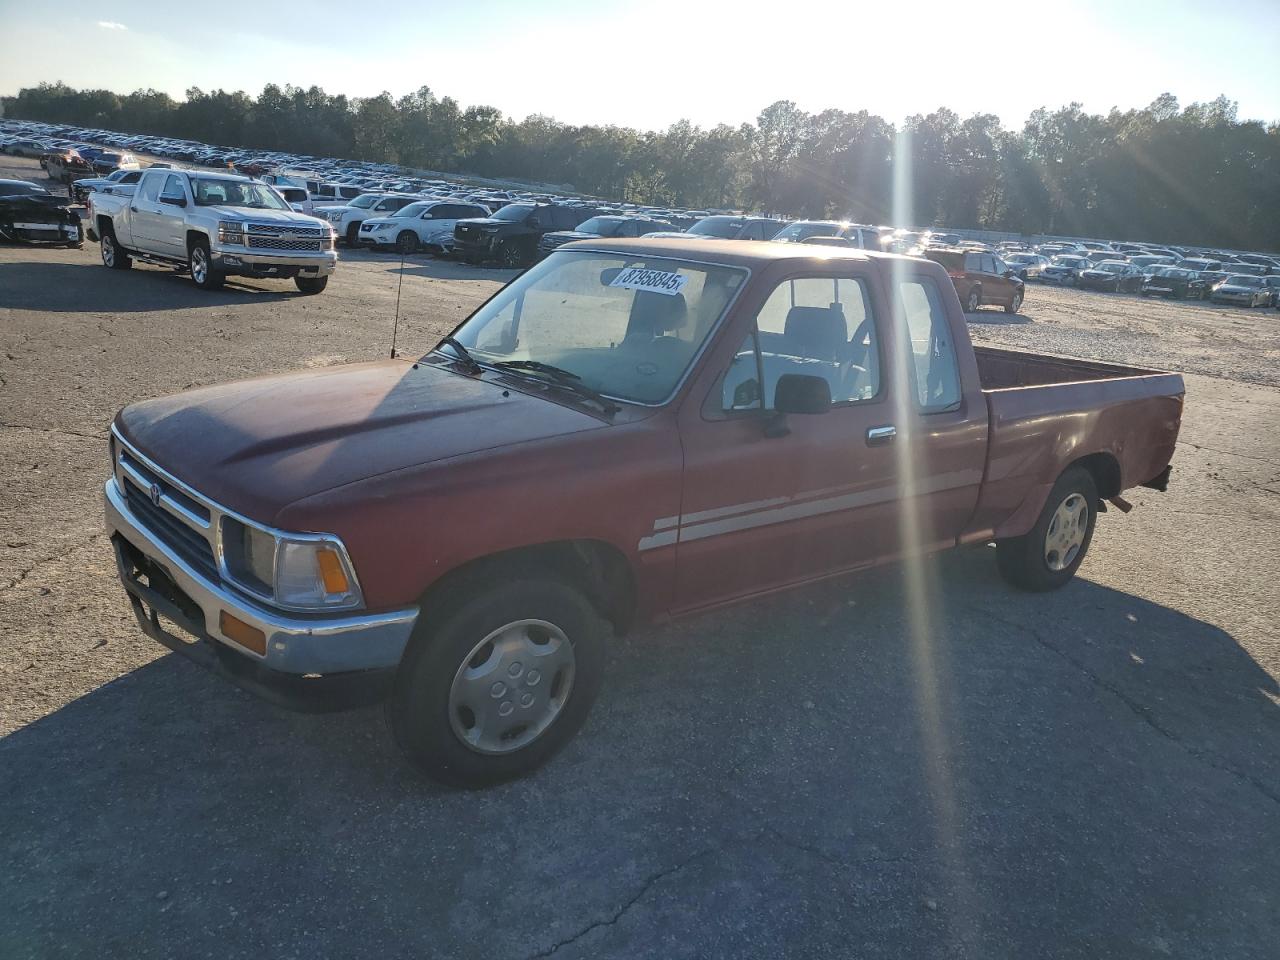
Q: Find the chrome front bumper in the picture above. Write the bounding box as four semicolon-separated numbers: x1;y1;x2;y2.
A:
212;247;338;275
105;478;417;680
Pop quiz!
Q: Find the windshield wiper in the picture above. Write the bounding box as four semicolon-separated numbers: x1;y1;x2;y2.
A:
435;336;483;375
493;360;619;416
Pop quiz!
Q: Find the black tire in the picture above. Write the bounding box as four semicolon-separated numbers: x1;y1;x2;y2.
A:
387;577;608;789
188;237;224;290
99;226;132;270
996;466;1098;592
1005;290;1023;314
345;222;361;246
294;275;329;295
499;241;526;269
395;231;419;254
965;288;980;312
1063;275;1076;288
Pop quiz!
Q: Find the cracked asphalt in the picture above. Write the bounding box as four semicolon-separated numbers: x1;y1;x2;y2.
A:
1;155;1278;958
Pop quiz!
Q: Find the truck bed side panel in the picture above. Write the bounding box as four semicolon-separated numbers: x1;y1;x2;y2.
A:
965;373;1184;541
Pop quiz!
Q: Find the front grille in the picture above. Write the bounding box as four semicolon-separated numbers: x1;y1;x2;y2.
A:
123;482;219;582
247;222;326;238
19;228;63;241
246;235;323;252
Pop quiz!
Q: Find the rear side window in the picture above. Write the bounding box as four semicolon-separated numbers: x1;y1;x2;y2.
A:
964;252;982;272
898;278;961;412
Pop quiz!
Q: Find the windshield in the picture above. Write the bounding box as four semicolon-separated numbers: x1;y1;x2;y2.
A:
491;203;536;222
1006;254;1035;263
348;195;380;209
772;222;839;242
191;179;289;210
573;217;623;236
687;217;745;238
443;251;746;404
389;201;430;218
1052;256;1086;266
1097;263;1127;273
1155;268;1192;279
1226;275;1263;287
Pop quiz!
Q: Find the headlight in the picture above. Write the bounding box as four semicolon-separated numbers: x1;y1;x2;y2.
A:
221;517;363;611
481;225;500;233
217;221;244;245
373;221;394;230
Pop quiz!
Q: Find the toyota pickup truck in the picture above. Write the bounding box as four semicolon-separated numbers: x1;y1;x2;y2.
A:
104;239;1183;787
86;169;337;294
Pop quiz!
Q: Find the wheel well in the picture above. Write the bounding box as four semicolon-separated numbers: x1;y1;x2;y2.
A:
186;230;207;252
1069;452;1122;499
96;214;114;236
417;541;637;635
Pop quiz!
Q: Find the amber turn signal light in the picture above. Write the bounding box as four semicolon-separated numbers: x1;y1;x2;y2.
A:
315;547;351;595
219;610;266;656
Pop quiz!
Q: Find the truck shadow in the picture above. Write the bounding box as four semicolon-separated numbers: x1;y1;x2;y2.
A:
0;261;293;313
1;550;1276;956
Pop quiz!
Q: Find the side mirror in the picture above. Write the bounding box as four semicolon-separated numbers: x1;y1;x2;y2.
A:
774;374;831;415
160;195;186;207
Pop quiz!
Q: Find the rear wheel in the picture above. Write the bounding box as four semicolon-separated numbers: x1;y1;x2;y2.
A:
345;222;361;246
100;227;131;270
188;239;224;290
395;231;419;254
294;275;329;295
387;577;607;788
996;466;1098;592
965;288;980;312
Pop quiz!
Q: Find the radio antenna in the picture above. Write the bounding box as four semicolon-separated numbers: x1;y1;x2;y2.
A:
390;249;405;359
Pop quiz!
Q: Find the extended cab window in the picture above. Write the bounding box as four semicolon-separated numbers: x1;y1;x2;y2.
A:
898;278;961;412
722;276;879;411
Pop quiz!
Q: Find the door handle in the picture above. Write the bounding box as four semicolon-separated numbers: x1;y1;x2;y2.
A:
866;425;897;445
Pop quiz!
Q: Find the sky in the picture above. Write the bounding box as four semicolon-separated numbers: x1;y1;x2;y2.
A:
1;0;1278;131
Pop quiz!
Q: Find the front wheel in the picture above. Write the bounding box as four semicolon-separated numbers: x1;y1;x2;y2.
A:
294;275;329;295
996;466;1098;591
499;241;526;269
965;288;980;312
1005;291;1023;314
387;578;607;788
100;229;131;270
189;239;224;290
395;231;419;254
345;222;361;246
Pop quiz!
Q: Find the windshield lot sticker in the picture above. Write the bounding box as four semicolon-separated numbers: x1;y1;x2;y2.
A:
610;267;688;296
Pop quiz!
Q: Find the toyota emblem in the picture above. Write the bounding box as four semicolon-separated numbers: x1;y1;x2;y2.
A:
149;483;162;507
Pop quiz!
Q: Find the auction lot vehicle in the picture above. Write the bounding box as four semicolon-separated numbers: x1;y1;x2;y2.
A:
87;169;336;293
536;214;672;258
317;193;418;245
925;248;1025;313
452;202;601;267
1210;274;1270;307
104;239;1183;787
1041;254;1089;286
1141;267;1207;300
359;200;491;254
1077;260;1145;293
71;168;144;204
0;179;82;246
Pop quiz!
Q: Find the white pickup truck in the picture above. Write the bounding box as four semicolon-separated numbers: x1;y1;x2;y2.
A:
86;169;337;293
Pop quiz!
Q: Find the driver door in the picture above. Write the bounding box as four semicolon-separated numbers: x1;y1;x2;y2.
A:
154;174;189;259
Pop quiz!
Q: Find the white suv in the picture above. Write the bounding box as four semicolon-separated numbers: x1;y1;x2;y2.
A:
316;193;419;245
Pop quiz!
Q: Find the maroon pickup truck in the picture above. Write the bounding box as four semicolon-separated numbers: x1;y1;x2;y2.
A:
105;239;1183;787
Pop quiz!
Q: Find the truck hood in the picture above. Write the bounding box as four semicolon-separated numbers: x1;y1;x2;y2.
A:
114;360;604;524
209;206;329;227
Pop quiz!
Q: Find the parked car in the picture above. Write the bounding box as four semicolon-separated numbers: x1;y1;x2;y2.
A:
1041;255;1090;286
88;151;140;175
648;215;786;243
87;169;336;293
1209;274;1270;307
1141;267;1208;300
1004;252;1050;281
71;168;144;204
275;185;314;214
771;220;881;249
317;193;419;245
1077;260;1145;293
1127;254;1177;276
1259;275;1280;307
359;200;492;254
0;179;83;246
1178;258;1222;273
2;137;50;158
46;151;97;186
102;237;1183;787
536;215;670;258
452;202;601;267
925;248;1025;313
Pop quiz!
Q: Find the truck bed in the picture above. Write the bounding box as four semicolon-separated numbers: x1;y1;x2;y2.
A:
974;346;1167;391
965;346;1185;541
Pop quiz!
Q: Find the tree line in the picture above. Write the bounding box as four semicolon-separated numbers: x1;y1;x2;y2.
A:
5;81;1278;251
